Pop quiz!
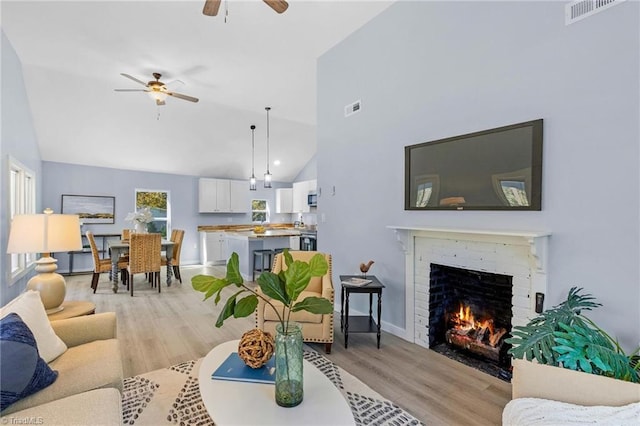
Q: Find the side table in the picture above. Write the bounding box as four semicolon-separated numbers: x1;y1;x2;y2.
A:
48;301;96;321
339;275;385;349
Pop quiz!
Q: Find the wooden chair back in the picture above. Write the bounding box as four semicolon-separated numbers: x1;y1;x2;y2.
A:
122;229;130;241
171;229;185;266
86;231;102;273
128;233;161;275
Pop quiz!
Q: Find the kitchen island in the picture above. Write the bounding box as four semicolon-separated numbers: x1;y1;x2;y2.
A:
219;229;301;280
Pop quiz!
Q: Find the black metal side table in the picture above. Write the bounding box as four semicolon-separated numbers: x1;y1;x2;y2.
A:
339;275;385;349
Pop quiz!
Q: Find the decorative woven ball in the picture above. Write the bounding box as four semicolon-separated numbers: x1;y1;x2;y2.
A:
238;329;274;368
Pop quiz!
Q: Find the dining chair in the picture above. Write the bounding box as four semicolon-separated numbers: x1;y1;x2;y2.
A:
161;229;185;283
121;229;130;241
127;233;162;296
87;231;128;293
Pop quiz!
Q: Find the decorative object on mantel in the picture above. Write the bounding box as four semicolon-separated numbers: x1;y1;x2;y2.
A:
506;287;639;383
263;106;273;188
359;260;374;278
191;250;333;407
125;207;154;233
238;329;274;368
249;125;257;191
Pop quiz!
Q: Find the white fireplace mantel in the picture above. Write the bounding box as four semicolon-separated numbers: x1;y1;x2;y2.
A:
387;225;551;346
387;225;551;273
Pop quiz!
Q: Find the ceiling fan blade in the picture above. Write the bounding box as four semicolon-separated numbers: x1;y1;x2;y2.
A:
120;73;148;86
167;92;199;103
263;0;288;14
203;0;221;16
114;89;148;92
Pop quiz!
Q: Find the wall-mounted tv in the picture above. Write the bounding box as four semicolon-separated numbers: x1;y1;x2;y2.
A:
405;119;543;211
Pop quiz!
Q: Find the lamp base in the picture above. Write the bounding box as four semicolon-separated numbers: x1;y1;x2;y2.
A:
27;257;67;314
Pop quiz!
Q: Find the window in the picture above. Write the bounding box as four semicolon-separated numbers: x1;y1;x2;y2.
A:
251;199;269;223
9;157;36;280
135;190;170;238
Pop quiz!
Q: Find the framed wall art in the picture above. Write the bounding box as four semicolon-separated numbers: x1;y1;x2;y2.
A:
61;194;115;224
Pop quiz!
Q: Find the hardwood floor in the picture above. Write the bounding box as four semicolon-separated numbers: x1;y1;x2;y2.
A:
63;265;511;425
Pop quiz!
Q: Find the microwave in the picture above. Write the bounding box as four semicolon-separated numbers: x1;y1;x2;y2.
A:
307;193;317;206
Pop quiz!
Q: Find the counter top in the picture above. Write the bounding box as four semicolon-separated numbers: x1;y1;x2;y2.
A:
198;223;299;232
225;229;302;239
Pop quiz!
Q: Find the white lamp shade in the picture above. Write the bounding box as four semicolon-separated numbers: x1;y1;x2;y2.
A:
7;214;83;254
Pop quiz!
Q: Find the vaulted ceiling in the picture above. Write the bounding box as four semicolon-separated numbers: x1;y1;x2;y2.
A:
1;0;392;181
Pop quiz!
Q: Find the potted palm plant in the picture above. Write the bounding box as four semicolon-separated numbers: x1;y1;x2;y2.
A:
192;250;333;407
506;287;639;383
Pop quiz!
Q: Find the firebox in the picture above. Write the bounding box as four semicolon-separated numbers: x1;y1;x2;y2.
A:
428;264;513;380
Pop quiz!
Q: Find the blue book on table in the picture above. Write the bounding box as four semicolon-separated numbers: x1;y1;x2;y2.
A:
212;352;276;384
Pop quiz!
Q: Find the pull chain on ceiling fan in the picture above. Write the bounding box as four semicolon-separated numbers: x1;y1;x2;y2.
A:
114;73;199;106
203;0;288;17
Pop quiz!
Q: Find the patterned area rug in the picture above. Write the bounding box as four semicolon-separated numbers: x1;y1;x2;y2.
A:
122;350;423;425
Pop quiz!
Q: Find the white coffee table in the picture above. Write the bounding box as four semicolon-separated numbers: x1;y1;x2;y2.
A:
198;340;355;426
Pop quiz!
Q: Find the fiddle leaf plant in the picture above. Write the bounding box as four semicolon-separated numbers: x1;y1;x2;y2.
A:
506;287;639;382
191;250;333;331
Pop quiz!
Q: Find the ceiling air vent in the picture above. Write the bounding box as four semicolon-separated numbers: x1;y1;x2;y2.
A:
565;0;626;25
344;100;361;118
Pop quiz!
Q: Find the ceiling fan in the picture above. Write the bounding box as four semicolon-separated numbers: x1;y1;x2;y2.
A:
202;0;288;16
114;73;199;106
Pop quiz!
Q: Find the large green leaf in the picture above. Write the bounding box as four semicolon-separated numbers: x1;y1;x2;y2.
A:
283;249;293;268
216;293;238;327
291;296;333;314
284;261;311;302
225;252;243;285
258;272;289;305
191;275;231;301
234;295;258;318
308;254;328;277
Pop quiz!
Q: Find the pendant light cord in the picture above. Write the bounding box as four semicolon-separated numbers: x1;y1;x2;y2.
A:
265;107;271;174
251;125;256;176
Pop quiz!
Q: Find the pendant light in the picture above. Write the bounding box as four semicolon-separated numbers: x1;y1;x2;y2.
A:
264;106;273;188
249;125;257;190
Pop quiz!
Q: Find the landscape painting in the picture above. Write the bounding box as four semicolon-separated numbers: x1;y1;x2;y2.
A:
61;194;115;224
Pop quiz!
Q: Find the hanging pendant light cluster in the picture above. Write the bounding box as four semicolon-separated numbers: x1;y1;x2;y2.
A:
264;106;273;188
249;125;257;191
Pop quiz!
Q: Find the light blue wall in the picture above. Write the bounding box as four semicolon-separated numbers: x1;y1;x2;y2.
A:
317;2;639;349
42;161;294;273
1;31;43;305
293;155;317;182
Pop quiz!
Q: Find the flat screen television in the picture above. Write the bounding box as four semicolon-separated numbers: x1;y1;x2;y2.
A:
405;119;543;211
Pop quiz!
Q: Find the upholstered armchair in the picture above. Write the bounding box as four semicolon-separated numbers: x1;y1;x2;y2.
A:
255;251;334;353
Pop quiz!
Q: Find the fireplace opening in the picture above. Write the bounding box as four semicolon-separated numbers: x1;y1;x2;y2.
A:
428;264;513;381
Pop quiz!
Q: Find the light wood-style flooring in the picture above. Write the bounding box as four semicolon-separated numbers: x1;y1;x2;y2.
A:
63;265;511;425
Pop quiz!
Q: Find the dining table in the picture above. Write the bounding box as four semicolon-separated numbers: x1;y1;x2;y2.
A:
108;238;175;293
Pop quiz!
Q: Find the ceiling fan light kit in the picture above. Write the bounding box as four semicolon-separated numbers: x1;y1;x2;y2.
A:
264;106;273;188
115;72;199;106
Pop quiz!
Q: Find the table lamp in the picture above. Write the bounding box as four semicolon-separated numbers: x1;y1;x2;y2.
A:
7;208;82;314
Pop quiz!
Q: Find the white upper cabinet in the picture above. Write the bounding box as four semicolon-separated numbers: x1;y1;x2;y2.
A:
276;188;293;213
292;179;317;213
199;178;249;213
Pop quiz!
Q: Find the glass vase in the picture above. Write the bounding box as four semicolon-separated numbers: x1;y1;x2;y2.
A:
134;222;147;234
274;322;303;407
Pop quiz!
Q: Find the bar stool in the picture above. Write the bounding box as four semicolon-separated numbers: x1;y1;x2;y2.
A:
253;249;275;280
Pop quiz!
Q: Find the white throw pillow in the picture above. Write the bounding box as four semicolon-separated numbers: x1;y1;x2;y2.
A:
0;290;67;362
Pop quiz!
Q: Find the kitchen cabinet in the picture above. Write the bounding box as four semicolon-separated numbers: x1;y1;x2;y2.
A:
200;231;227;265
199;178;249;213
292;179;317;212
276;188;293;213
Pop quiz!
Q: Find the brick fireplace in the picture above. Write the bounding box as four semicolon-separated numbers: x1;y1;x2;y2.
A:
389;226;550;355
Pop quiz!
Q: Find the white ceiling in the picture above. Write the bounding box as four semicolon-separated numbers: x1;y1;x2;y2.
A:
1;0;393;181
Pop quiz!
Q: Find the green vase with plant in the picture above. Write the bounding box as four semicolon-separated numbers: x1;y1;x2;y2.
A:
506;287;639;383
191;250;334;406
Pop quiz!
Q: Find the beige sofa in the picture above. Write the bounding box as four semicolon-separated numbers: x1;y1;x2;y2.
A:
503;359;640;424
256;251;334;353
1;312;123;425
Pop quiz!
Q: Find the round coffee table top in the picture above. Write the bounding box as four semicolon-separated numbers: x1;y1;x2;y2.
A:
198;340;354;426
47;300;96;321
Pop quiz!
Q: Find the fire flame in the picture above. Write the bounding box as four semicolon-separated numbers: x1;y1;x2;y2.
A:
453;303;495;335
